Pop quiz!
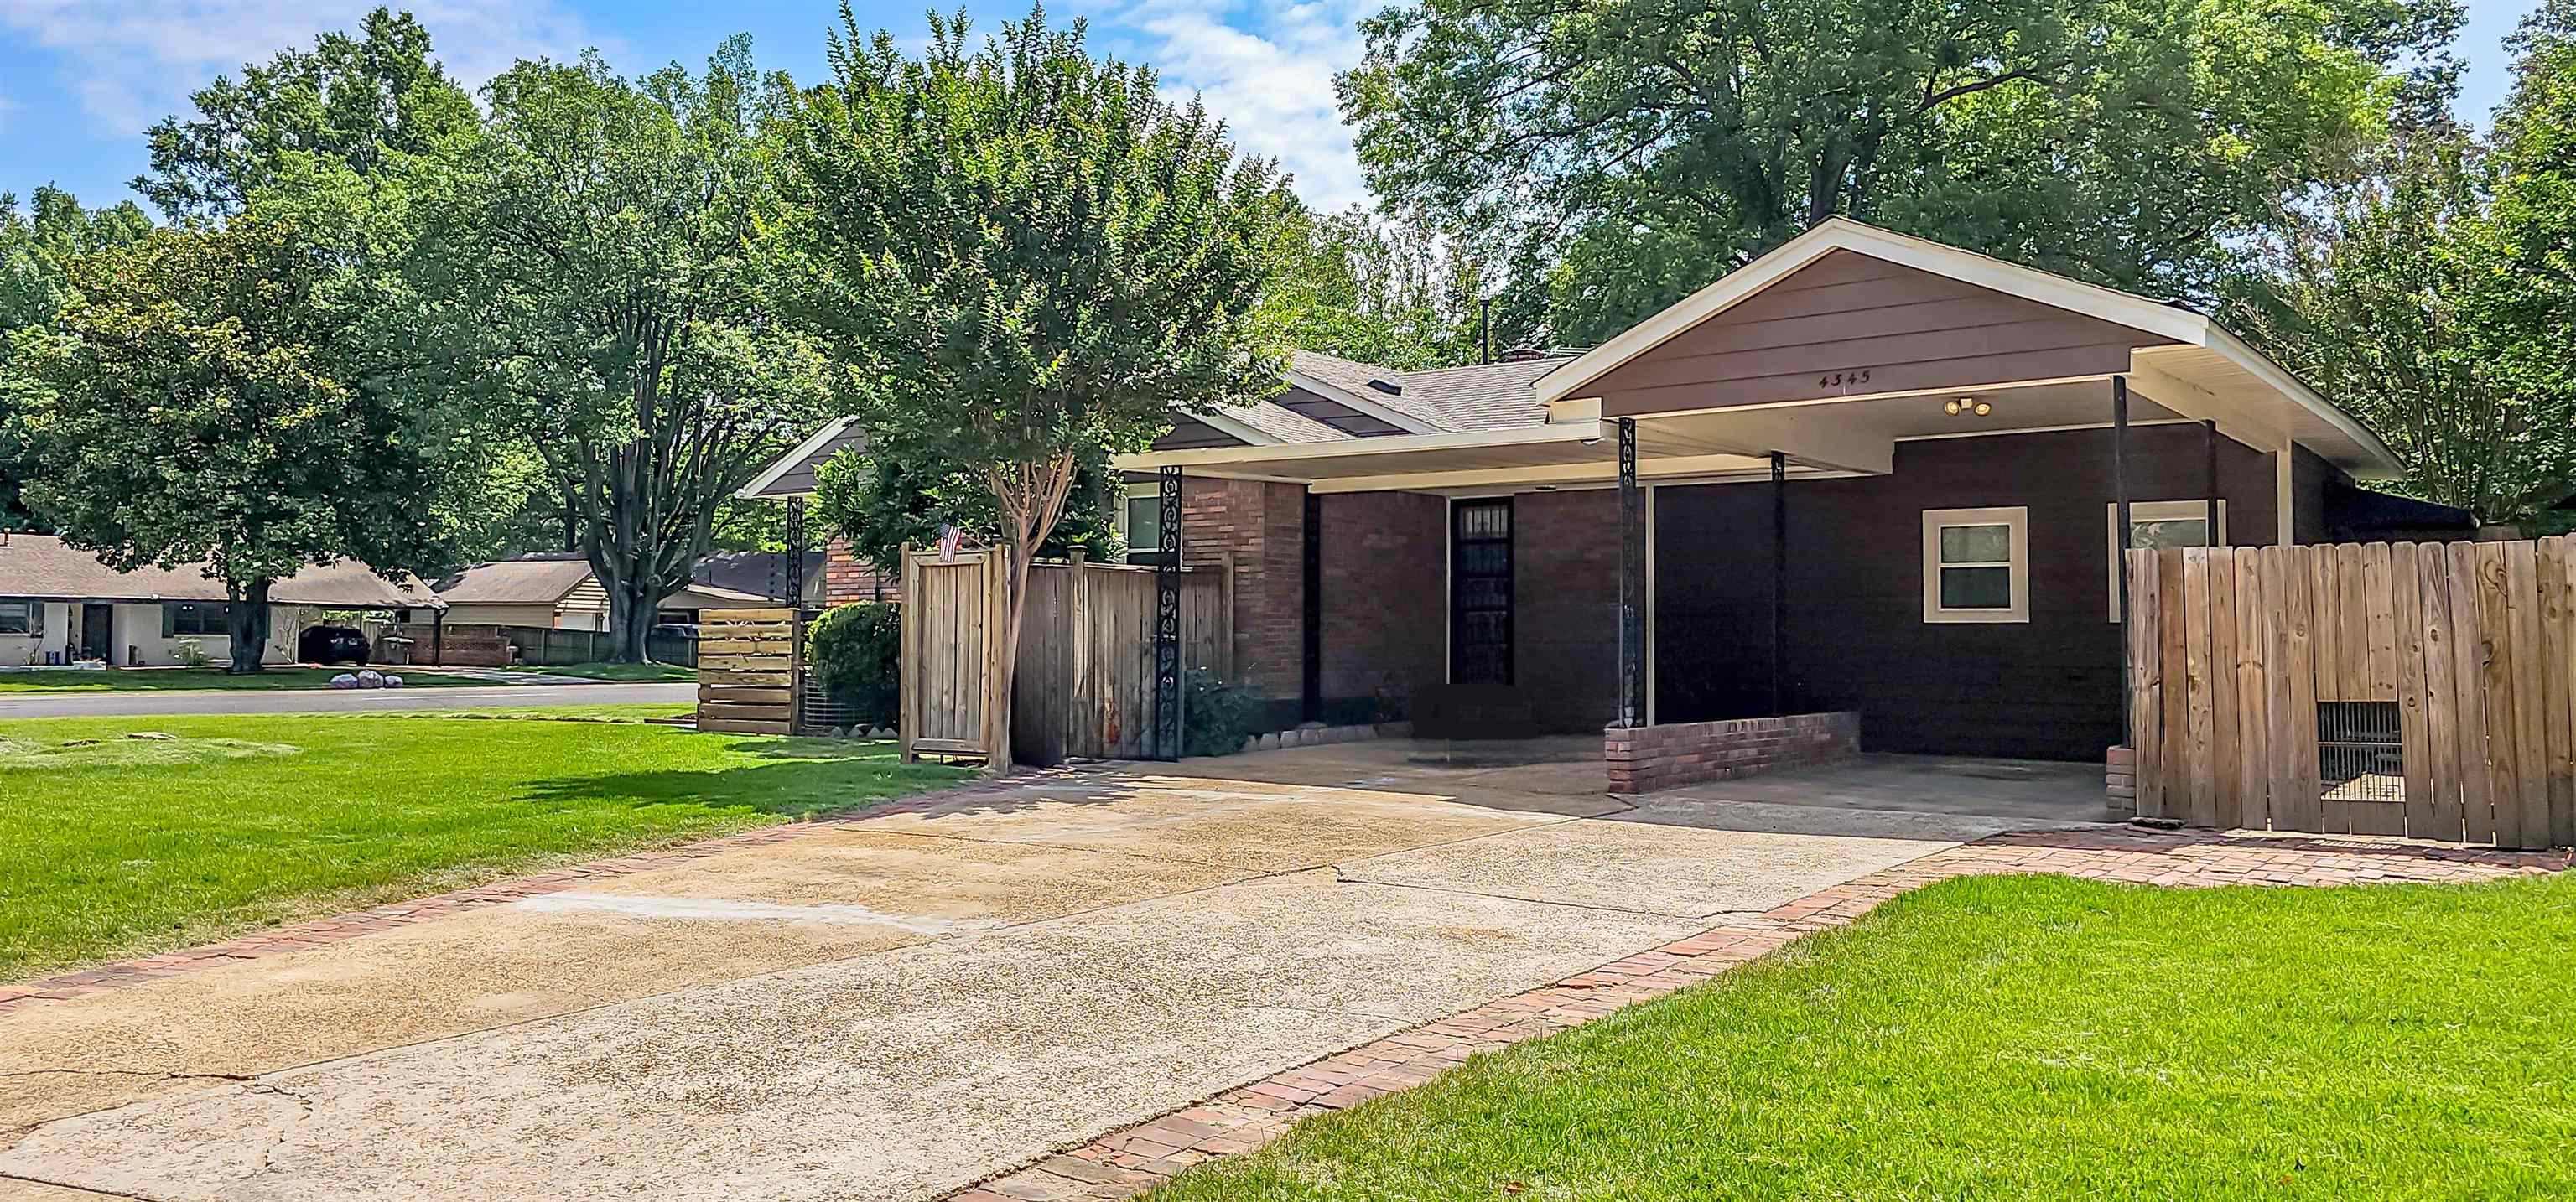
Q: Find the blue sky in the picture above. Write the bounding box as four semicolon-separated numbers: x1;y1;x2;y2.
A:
0;0;2550;218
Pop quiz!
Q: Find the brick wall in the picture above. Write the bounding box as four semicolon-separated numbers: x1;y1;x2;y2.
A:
1179;477;1306;706
1513;490;1623;733
1603;712;1861;794
2106;745;2137;816
1317;491;1446;718
821;539;899;606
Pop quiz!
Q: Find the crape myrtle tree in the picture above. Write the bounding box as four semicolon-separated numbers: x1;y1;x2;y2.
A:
8;209;461;671
408;40;827;661
782;7;1297;769
809;443;1124;576
1337;0;2469;344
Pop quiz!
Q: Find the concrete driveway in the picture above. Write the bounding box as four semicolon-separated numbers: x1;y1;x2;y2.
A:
0;741;2080;1202
0;681;694;719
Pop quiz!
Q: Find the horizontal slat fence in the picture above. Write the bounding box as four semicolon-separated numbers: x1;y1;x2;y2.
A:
2129;539;2574;849
696;608;798;735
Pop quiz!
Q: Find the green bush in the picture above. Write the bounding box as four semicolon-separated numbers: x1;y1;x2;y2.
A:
1183;667;1259;757
806;603;901;731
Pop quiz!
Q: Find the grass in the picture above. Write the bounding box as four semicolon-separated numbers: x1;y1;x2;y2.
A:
0;666;506;692
0;712;968;981
1152;872;2576;1201
506;661;698;682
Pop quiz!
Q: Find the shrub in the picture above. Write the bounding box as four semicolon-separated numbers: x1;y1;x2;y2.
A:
806;603;901;731
172;638;211;669
1182;667;1259;757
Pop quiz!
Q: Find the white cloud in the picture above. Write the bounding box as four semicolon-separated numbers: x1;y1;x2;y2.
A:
1103;0;1378;213
0;0;609;136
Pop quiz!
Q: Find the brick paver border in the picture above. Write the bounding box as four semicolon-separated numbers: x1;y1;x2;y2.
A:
0;770;1065;1013
946;827;2568;1202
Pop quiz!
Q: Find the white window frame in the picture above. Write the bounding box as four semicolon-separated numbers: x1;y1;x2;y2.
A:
1922;506;2029;624
2106;500;2225;621
1115;479;1169;565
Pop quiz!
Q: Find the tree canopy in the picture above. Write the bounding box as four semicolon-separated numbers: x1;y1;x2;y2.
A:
781;6;1299;766
8;210;465;667
1339;0;2466;344
402;39;826;661
0;187;154;530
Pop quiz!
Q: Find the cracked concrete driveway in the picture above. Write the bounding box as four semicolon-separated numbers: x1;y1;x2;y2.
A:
1;741;2078;1202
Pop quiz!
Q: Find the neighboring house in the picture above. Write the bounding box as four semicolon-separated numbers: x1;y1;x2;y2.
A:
431;553;782;629
1109;218;2470;759
0;533;443;667
735;418;903;604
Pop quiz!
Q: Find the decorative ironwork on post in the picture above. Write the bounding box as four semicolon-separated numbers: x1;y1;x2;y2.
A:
1770;449;1787;718
1301;490;1322;725
782;496;807;607
1153;465;1186;759
2112;375;2132;736
1617;418;1646;729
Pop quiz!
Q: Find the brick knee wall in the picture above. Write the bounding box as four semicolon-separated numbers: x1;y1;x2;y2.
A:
2106;745;2137;817
1603;712;1861;794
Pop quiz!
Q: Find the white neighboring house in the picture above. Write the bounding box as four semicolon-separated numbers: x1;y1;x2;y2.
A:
432;553;778;630
0;533;444;667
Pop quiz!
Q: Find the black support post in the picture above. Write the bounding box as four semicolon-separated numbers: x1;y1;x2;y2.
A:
2204;419;2221;547
1301;490;1322;724
1152;465;1186;760
1770;449;1787;718
1617;419;1646;729
2113;376;2132;736
783;497;807;606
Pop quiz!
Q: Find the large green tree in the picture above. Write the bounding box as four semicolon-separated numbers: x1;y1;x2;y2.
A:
133;7;477;221
8;210;464;670
0;188;153;530
782;8;1297;767
1264;205;1500;369
405;41;826;661
1339;0;2464;343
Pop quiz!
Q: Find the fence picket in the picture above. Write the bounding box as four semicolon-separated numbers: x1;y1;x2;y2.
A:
2262;547;2298;832
2417;544;2464;841
2542;536;2576;848
2390;545;2435;837
2505;541;2550;849
2207;548;2242;829
2158;550;2190;823
2130;551;2164;816
2233;548;2271;829
2452;542;2497;842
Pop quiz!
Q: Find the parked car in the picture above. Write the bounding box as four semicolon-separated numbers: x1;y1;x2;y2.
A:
651;623;700;640
298;625;372;666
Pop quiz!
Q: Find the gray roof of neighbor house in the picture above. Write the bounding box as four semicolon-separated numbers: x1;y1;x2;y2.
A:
741;417;870;500
692;550;823;601
431;554;594;605
0;534;443;607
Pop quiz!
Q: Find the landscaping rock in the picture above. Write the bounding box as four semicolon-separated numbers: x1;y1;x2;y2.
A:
355;670;386;690
330;674;360;689
382;675;405;688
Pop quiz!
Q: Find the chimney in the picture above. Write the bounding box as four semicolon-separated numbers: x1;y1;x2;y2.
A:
1497;346;1549;363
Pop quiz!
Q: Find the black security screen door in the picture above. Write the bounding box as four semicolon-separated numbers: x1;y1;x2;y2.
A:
1451;499;1514;684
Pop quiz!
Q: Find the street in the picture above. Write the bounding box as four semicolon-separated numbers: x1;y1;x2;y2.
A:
0;681;696;720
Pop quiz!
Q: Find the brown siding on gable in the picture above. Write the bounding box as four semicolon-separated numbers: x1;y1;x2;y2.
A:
1594;250;2175;417
1273;385;1409;437
1153;417;1246;450
1653;424;2275;761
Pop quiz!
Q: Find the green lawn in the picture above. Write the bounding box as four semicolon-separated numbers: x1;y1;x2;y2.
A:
0;666;501;692
1155;872;2576;1201
506;661;698;682
0;712;966;981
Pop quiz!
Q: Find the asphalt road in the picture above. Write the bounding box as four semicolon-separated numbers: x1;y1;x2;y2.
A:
0;681;697;720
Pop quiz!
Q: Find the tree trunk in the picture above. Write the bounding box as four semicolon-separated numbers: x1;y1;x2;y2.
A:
224;578;274;674
605;575;657;663
991;538;1032;775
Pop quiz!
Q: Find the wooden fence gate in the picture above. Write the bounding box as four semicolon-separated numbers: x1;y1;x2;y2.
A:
696;608;798;734
897;548;1232;765
2127;539;2575;850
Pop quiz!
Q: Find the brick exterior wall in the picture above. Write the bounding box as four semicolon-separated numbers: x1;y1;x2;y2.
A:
1317;491;1446;719
821;539;899;606
1179;477;1307;707
2106;744;2137;816
1603;711;1861;794
1513;490;1623;733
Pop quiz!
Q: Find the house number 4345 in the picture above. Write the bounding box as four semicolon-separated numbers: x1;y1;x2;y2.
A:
1818;368;1873;389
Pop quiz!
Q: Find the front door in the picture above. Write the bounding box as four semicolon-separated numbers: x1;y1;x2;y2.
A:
1450;499;1514;683
78;604;113;662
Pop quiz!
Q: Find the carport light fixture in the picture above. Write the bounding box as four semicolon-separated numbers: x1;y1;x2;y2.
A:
1942;397;1992;417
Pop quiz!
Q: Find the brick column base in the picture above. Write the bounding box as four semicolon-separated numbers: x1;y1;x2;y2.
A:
2106;745;2137;817
1602;712;1861;794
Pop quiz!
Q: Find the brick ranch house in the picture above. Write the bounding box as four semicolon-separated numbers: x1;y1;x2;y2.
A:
757;219;2469;775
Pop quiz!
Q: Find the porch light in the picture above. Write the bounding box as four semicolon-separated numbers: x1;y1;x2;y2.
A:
1942;397;1992;417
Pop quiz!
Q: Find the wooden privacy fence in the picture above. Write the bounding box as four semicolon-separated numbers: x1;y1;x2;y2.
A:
2127;539;2575;850
696;608;798;734
899;547;1231;764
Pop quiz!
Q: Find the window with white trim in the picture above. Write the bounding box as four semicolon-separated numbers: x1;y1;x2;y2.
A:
1117;480;1171;566
1922;507;2028;624
2106;500;2225;620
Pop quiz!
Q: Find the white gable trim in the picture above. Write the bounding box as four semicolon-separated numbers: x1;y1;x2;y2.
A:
735;416;859;500
1284;370;1445;436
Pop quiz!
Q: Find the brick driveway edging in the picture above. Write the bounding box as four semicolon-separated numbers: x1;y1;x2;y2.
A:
0;769;1072;1013
945;827;2569;1202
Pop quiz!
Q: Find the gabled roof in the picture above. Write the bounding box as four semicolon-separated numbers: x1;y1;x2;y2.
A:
1199;399;1349;443
1374;356;1573;431
0;535;443;608
738;417;869;501
1534;217;2398;473
1285;351;1449;434
432;555;594;605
